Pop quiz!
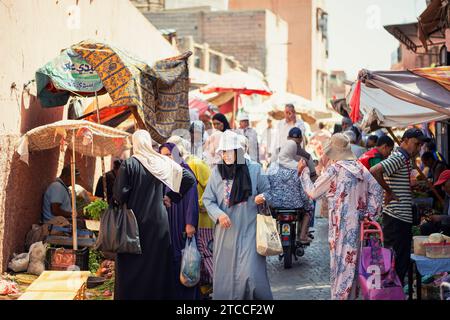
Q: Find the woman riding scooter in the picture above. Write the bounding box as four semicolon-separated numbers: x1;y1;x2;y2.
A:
264;140;314;244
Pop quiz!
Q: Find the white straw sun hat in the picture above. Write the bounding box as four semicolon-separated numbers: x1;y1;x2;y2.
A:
323;133;356;161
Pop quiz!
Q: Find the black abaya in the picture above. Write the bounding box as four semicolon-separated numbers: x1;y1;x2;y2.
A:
113;157;195;300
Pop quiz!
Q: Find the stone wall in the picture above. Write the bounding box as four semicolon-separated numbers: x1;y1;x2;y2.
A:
0;0;176;272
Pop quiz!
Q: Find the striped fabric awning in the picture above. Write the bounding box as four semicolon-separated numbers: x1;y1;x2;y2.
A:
411;66;450;91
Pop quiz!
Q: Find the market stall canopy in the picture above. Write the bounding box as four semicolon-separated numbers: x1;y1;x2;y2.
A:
17;120;132;165
36;48;107;107
330;98;349;118
384;22;446;53
352;67;450;124
200;70;272;96
257;91;331;119
347;82;450;131
80;94;134;131
190;67;220;86
189;89;234;107
189;97;219;116
17;119;132;250
411;66;450;90
73;41;191;143
36;40;192;143
418;0;449;51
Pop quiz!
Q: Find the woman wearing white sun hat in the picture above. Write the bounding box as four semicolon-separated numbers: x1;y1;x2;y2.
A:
298;133;383;300
203;130;273;300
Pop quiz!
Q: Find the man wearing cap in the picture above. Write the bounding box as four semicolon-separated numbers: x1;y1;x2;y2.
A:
370;128;431;284
42;165;83;223
287;127;317;180
420;170;450;236
236;112;259;163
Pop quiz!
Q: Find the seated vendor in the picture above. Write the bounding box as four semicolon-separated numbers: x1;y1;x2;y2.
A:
421;151;447;184
42;165;85;227
420;170;450;237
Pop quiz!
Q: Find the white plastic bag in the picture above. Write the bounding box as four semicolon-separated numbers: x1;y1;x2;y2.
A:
180;237;201;287
8;252;30;273
256;214;283;256
27;241;47;276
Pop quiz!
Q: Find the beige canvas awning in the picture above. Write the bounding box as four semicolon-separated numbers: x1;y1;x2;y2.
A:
17;120;132;164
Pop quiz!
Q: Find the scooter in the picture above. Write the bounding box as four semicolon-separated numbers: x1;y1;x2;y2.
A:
273;208;312;269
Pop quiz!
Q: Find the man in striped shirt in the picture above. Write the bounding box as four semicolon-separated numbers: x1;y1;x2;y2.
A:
370;128;430;284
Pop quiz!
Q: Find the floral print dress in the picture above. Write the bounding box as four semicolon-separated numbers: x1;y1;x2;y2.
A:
264;164;313;213
300;160;383;300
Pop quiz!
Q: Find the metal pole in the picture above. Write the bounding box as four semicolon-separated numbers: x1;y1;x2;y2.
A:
71;129;78;250
386;127;444;205
95;91;108;200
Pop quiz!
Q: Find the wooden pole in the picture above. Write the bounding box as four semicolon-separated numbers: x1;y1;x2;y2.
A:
95;91;108;200
231;92;238;129
130;105;146;130
386;127;444;205
71;129;78;250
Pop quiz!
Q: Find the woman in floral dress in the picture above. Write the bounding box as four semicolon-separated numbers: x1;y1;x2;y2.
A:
298;133;383;300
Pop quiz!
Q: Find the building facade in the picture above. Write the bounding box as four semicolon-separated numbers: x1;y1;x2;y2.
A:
329;71;347;100
178;36;243;88
144;7;288;92
391;43;442;70
229;0;330;107
165;0;228;11
129;0;165;12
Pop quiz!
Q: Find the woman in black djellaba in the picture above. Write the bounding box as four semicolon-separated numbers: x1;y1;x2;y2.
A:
113;130;196;300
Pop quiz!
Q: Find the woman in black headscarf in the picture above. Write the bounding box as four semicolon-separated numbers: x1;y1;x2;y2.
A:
202;130;273;300
212;113;231;132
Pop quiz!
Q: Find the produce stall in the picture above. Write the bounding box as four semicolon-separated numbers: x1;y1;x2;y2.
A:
344;67;450;207
409;233;450;300
17;120;131;250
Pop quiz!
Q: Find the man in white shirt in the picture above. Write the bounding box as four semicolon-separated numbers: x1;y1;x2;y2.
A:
236;112;259;163
273;103;307;159
261;117;276;164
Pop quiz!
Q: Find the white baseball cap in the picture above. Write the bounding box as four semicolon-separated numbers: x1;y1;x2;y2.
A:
237;112;249;121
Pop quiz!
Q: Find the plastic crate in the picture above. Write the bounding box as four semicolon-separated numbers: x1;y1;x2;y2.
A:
413;236;429;256
46;247;89;271
424;242;450;259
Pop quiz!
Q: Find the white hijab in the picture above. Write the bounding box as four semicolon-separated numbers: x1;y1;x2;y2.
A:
132;130;183;192
167;135;191;160
278;140;298;170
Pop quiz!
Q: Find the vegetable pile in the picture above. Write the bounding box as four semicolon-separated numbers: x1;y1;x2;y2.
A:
96;260;115;279
83;199;108;220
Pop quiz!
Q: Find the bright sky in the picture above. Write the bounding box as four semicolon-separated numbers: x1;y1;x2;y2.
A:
326;0;427;80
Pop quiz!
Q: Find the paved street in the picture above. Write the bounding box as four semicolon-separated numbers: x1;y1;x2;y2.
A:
267;214;331;300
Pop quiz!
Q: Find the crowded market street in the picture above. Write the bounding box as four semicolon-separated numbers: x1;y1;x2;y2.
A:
1;0;450;306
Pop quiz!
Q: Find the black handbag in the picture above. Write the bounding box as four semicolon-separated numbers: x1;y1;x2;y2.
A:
95;203;142;254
